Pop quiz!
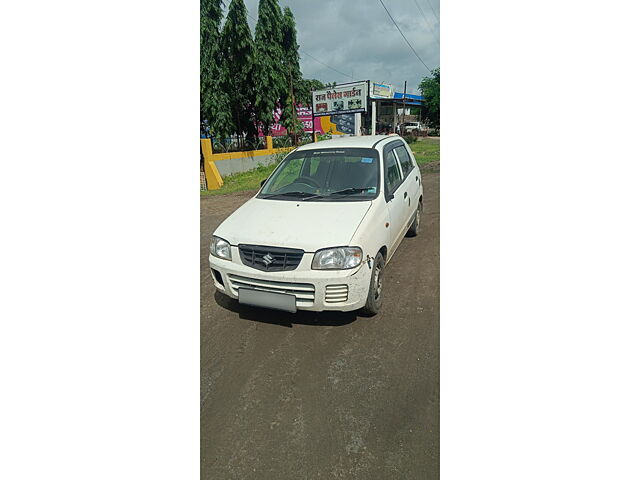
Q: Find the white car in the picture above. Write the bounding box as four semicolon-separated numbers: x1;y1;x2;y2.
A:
403;122;423;133
209;135;423;315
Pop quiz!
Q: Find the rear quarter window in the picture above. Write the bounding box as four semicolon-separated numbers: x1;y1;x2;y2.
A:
384;150;402;194
394;145;414;177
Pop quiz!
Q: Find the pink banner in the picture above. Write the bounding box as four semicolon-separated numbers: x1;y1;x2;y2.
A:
259;105;318;137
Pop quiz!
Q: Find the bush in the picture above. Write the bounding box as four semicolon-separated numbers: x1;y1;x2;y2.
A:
272;136;294;148
316;128;334;142
298;133;313;145
403;135;417;144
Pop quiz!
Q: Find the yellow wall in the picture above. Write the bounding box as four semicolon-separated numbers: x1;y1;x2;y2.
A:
200;137;296;190
320;116;346;135
200;139;224;190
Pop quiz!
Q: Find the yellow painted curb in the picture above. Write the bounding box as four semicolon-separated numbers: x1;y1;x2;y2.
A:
210;146;294;161
200;139;224;190
201;137;296;190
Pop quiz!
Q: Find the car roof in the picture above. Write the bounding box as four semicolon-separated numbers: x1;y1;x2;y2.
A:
296;135;400;151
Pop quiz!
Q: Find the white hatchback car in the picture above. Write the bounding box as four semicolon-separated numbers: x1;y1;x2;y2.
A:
209;135;423;315
403;121;423;133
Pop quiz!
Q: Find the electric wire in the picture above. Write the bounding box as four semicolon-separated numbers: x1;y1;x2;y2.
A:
413;0;440;46
378;0;432;70
424;0;440;22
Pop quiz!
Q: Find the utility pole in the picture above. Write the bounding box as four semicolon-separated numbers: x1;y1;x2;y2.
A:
402;80;407;135
311;85;316;142
288;64;297;146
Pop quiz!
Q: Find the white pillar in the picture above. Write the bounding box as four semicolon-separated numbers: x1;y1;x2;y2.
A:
371;100;377;135
355;113;361;136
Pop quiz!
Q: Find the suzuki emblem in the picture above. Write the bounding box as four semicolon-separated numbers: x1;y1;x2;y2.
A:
262;253;274;267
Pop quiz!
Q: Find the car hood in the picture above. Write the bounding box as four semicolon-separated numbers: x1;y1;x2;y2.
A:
214;197;372;252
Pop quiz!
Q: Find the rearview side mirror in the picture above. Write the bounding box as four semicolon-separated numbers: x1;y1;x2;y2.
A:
260;179;267;187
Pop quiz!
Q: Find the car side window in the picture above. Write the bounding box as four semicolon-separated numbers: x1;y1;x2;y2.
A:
384;149;402;196
394;145;414;177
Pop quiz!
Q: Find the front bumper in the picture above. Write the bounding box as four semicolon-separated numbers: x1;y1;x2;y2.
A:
209;248;372;312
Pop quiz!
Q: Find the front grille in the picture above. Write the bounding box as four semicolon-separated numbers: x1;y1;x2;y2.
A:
227;274;315;307
238;244;304;272
325;284;349;303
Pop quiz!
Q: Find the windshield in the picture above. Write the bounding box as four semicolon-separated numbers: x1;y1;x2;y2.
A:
258;147;380;201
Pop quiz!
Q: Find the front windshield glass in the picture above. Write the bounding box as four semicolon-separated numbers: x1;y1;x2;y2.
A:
258;147;380;201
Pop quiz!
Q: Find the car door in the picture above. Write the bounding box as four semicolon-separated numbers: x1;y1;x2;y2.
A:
393;143;421;215
383;143;412;255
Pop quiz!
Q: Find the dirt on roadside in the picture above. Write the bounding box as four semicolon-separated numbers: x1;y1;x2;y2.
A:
200;172;440;479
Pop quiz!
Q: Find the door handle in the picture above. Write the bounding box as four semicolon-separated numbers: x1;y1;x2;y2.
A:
404;191;408;199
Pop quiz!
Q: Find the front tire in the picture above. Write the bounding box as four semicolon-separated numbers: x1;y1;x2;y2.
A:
361;252;385;315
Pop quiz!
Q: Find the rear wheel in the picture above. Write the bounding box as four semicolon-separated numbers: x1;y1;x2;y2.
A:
407;201;423;237
361;252;385;315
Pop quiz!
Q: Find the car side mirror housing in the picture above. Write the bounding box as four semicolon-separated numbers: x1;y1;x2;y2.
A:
386;193;394;202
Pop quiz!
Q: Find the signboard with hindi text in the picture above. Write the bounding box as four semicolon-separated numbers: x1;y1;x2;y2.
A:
312;81;368;117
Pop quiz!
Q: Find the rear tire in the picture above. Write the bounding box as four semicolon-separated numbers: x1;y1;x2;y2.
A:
407;201;423;237
361;252;385;316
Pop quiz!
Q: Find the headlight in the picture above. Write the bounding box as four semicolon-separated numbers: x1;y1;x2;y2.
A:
312;247;363;270
210;236;232;260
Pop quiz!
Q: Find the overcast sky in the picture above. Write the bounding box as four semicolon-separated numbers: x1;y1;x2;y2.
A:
226;0;439;95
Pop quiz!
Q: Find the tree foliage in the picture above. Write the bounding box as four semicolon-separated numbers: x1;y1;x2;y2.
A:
253;0;286;134
220;0;256;139
201;0;232;139
201;0;338;143
200;0;223;109
280;7;303;134
418;67;440;131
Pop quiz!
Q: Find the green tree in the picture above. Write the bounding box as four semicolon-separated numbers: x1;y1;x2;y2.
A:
418;67;440;131
201;0;232;141
253;0;286;135
220;0;256;139
280;7;303;135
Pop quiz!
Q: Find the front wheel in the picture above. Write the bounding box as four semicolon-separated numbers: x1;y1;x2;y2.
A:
361;252;385;316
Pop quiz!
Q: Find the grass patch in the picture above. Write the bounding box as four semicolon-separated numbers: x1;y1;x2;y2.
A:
201;138;440;196
200;162;277;196
410;137;440;165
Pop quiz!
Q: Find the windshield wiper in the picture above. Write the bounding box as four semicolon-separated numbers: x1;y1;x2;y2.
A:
262;191;324;200
329;187;371;196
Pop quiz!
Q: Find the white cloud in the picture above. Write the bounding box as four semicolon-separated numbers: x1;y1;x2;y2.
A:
238;0;439;94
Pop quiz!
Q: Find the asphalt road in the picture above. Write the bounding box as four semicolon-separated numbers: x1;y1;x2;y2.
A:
200;172;439;479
